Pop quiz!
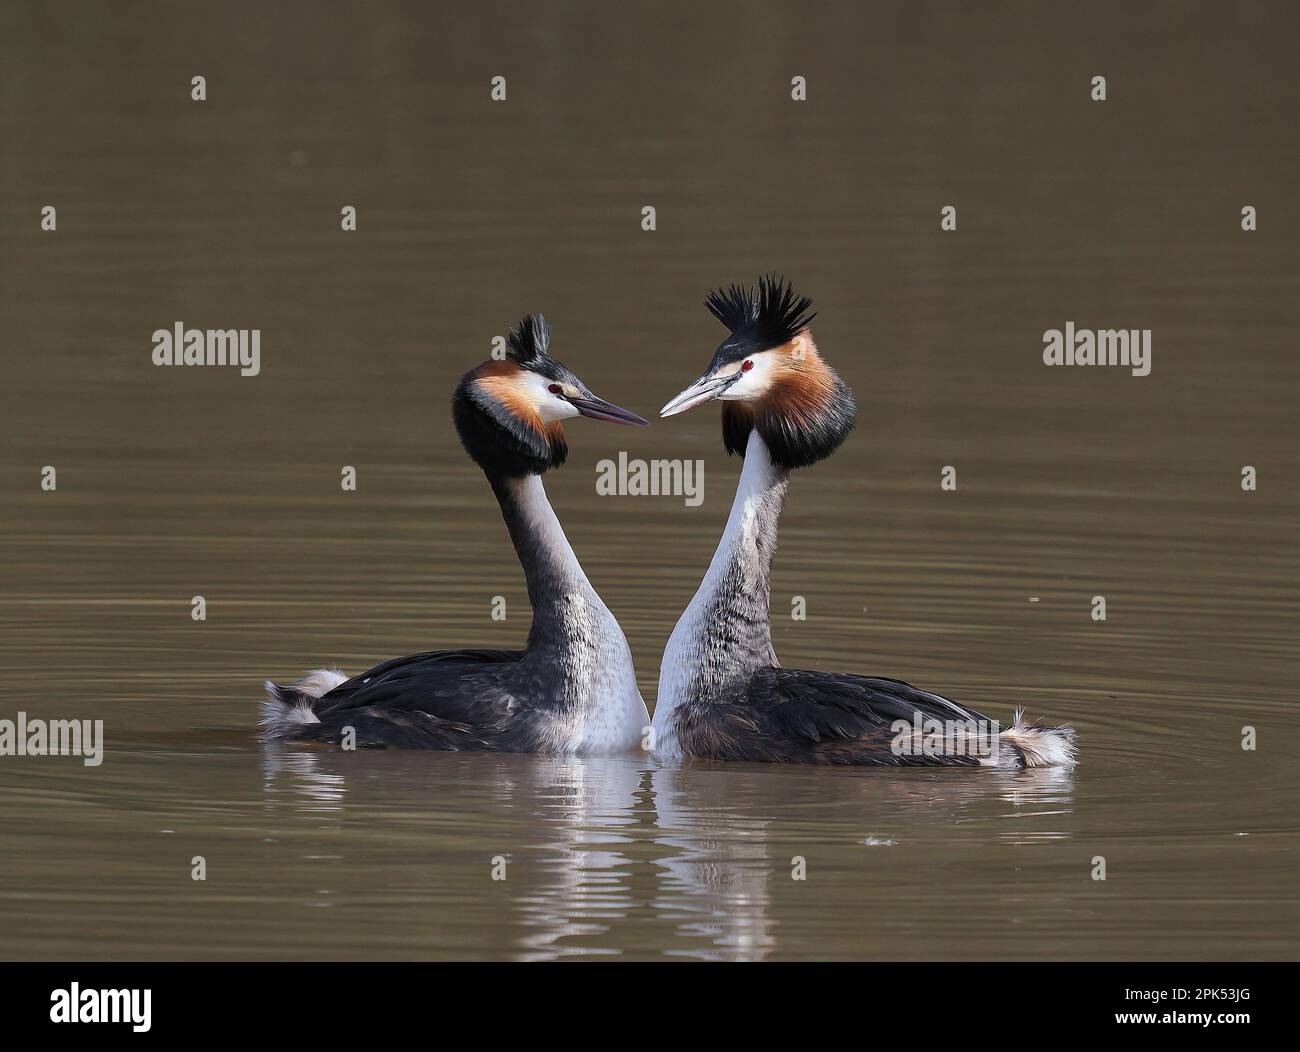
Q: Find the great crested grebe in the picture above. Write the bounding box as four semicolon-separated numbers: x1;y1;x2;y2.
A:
654;276;1075;768
262;314;651;753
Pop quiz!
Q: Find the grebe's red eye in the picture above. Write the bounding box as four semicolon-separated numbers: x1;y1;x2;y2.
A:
741;359;754;372
548;383;562;394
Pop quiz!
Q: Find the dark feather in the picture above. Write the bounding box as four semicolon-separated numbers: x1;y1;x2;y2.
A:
672;668;993;766
272;649;541;751
721;378;855;470
453;376;565;476
705;274;817;354
505;314;552;367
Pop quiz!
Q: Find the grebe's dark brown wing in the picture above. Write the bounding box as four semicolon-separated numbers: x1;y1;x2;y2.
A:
673;667;990;766
321;648;522;702
283;649;526;750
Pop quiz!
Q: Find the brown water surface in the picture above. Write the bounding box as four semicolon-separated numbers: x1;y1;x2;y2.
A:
1;1;1297;959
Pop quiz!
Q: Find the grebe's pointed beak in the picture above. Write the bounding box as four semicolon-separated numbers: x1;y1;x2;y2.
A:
569;392;648;426
660;371;738;417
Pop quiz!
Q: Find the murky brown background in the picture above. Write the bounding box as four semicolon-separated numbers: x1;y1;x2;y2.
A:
1;1;1298;960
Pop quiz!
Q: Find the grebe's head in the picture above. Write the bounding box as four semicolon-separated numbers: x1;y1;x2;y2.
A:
454;314;647;477
660;275;855;470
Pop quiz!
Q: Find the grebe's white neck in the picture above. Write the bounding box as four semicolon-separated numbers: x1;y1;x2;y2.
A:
491;473;603;651
490;472;648;754
702;430;788;604
654;431;789;755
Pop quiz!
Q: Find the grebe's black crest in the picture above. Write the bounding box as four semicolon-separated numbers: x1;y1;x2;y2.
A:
453;313;568;477
705;274;817;362
505;313;554;369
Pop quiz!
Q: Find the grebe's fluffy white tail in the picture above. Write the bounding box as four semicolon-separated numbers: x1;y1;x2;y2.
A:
259;667;348;739
998;708;1077;768
287;667;349;698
